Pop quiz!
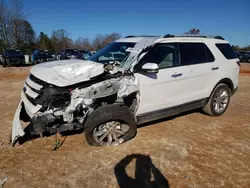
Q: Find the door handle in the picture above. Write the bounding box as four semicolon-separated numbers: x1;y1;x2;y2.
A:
211;67;219;71
171;73;182;78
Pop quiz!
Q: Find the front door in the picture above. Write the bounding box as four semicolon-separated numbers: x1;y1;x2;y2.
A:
134;43;191;115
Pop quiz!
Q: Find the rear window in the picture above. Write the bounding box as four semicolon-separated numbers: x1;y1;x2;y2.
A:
215;43;238;59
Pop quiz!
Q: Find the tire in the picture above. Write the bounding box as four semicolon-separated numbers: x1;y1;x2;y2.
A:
21;59;25;66
202;83;231;116
84;104;137;146
2;60;7;67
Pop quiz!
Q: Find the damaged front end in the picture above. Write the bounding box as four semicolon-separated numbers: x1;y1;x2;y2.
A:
12;64;140;145
12;37;159;146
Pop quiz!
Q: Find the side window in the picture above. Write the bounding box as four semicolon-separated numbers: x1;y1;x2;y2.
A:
179;43;212;66
215;43;238;59
139;43;179;69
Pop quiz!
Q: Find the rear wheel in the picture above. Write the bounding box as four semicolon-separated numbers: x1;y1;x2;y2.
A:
202;83;231;116
84;105;137;146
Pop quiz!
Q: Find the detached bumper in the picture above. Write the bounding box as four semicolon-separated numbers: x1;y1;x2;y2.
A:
11;91;42;145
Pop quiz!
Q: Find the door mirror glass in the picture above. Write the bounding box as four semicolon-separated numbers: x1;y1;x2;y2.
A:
141;63;159;73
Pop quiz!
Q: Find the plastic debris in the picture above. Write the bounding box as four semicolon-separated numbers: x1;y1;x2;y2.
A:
0;176;8;187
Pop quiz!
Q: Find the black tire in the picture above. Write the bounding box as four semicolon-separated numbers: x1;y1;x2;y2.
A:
2;60;7;67
202;83;231;116
21;59;25;66
84;104;137;146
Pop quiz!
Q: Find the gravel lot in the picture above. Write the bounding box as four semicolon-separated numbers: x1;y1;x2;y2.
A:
0;63;250;188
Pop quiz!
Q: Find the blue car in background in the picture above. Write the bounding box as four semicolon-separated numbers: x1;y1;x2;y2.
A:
31;50;54;64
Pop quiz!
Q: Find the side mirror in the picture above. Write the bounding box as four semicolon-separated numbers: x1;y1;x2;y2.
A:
141;63;159;73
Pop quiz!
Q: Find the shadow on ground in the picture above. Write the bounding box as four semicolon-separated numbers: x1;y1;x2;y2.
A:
114;154;169;188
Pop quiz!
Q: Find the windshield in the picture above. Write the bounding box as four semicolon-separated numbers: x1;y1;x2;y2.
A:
89;42;136;67
5;50;22;56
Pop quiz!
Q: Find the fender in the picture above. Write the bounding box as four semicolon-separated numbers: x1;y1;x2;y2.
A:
209;78;234;97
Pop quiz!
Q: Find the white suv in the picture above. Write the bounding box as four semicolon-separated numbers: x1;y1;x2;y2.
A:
12;35;240;146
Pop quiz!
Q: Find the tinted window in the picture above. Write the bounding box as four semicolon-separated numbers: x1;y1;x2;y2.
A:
179;43;213;66
216;43;238;59
139;43;179;69
5;50;22;56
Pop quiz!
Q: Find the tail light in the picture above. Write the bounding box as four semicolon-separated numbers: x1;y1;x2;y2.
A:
236;61;241;67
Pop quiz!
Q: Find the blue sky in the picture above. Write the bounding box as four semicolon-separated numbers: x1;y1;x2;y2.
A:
23;0;250;46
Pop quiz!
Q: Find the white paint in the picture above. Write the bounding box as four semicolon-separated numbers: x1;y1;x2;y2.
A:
30;59;104;87
21;91;42;117
141;63;159;70
23;83;39;99
12;101;25;144
26;76;43;90
134;38;239;115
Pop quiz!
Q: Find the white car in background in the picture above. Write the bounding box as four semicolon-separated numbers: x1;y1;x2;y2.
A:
12;34;240;147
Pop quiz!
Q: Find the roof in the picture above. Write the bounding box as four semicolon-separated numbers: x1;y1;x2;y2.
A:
116;35;229;44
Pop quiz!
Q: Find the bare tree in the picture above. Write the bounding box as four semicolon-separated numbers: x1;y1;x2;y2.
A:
92;32;121;50
75;37;93;50
92;34;104;50
185;28;200;34
103;32;121;45
11;0;24;48
0;0;12;51
51;29;73;51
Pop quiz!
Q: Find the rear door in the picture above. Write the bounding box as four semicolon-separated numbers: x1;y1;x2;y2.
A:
178;42;218;100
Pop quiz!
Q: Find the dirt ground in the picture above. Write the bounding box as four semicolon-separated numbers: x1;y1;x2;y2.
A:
0;63;250;188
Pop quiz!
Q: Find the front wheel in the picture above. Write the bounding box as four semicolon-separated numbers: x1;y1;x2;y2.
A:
84;105;137;146
202;83;231;116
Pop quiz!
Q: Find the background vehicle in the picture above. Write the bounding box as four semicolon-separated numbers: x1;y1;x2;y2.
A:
78;50;92;60
31;50;54;64
1;49;25;67
12;35;240;147
91;50;97;55
237;52;243;60
239;51;250;62
59;49;82;60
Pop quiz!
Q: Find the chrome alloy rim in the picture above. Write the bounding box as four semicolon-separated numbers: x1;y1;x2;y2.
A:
93;121;130;146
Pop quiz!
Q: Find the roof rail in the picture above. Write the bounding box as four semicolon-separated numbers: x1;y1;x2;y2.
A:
125;35;161;38
163;34;225;40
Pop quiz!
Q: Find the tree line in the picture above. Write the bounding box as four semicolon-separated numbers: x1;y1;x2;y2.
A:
0;1;249;54
0;0;121;54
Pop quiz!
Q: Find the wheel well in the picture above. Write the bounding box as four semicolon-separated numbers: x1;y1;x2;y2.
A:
123;92;138;114
214;78;234;94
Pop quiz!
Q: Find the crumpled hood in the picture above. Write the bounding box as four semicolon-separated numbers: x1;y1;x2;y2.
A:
30;59;104;87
